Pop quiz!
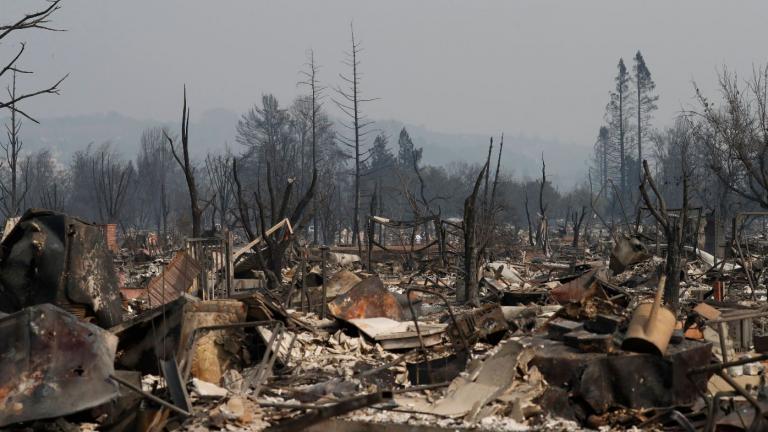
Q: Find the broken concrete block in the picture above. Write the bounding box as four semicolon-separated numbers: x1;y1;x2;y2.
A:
191;378;228;398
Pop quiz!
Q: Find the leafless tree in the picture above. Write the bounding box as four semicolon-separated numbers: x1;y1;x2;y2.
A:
137;127;174;236
462;136;505;305
90;145;134;224
232;53;322;288
299;49;325;243
536;154;551;255
1;0;67;123
571;206;588;247
165;86;206;237
205;149;236;230
694;65;768;209
333;23;377;253
0;72;30;217
524;189;535;246
27;149;66;211
639;150;690;309
462;160;489;306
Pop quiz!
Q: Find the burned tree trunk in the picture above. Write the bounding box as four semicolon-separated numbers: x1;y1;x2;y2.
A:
664;217;682;305
571;206;588;247
537;154;550;255
639;159;688;309
462;161;488;306
165;86;204;237
524;190;535;246
230;53;321;290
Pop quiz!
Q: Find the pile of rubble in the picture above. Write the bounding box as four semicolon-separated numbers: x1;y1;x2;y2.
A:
1;209;768;431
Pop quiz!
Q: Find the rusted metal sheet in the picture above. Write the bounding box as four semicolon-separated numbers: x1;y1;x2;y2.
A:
0;209;123;328
146;251;202;307
0;304;118;427
327;276;404;321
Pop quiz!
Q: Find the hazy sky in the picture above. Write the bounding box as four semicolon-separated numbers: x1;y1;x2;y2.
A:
3;0;768;146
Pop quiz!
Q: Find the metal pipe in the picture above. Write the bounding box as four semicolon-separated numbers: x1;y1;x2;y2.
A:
110;374;191;417
688;353;768;376
708;310;768;324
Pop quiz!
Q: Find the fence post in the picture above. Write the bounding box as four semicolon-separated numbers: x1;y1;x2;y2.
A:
225;230;234;298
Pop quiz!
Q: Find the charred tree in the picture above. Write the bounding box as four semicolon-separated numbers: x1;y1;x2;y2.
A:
462;160;488;306
524;189;535;246
462;136;504;305
694;65;768;209
0;72;29;217
334;23;376;254
232;52;321;289
571;206;588;247
639;158;689;310
164;86;205;237
0;1;67;123
537;154;550;255
299;49;323;245
205;151;235;230
91;146;134;224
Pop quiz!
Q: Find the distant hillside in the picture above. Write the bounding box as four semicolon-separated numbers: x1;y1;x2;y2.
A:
5;111;590;189
4;109;240;161
374;119;591;189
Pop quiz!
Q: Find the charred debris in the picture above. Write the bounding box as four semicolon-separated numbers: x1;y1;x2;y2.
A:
4;4;768;431
0;200;767;432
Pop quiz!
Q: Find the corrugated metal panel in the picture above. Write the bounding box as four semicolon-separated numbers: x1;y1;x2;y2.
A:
146;251;202;307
